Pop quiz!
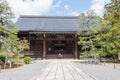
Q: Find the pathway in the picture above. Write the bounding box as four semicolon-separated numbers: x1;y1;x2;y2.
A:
31;60;95;80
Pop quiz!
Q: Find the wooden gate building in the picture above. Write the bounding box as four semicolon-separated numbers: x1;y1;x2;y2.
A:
16;16;81;59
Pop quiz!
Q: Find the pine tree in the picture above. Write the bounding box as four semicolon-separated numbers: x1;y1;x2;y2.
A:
0;0;29;60
0;0;14;26
78;10;102;59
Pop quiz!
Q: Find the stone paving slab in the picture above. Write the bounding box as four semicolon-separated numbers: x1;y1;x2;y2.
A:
32;60;95;80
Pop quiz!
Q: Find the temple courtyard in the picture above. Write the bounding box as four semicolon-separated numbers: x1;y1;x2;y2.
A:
0;59;120;80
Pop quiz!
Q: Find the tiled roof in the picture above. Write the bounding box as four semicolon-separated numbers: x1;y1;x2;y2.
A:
16;15;80;33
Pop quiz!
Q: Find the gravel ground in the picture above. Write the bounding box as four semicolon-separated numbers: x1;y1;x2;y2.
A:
74;61;120;80
0;59;120;80
0;60;50;80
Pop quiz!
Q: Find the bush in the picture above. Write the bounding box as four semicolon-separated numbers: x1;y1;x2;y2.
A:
79;52;86;59
24;56;32;64
0;55;6;63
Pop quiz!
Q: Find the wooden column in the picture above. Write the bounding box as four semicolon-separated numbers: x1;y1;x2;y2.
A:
74;34;78;59
43;34;46;59
29;32;31;52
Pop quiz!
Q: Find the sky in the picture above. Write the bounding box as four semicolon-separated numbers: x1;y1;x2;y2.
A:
7;0;110;22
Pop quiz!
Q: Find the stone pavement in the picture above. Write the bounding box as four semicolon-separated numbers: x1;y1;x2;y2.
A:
31;60;95;80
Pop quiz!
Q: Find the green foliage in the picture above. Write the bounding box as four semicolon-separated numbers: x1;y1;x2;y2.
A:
79;52;86;59
24;56;32;64
92;0;120;60
0;55;5;63
97;0;120;59
0;0;14;26
78;10;102;58
10;53;24;62
0;0;29;58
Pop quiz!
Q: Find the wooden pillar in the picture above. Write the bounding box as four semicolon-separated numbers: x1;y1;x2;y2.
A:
43;34;46;59
72;41;74;55
29;32;31;52
74;34;78;59
29;32;31;45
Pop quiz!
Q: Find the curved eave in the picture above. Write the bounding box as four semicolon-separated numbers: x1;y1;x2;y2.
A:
19;30;77;34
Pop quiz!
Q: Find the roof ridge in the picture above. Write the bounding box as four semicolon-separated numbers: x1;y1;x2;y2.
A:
20;15;79;19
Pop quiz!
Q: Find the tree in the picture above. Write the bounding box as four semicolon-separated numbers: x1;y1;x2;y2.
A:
0;0;29;62
0;0;14;26
78;10;102;59
99;0;120;60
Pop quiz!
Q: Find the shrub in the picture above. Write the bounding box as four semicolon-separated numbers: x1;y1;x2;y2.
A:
79;52;86;59
0;55;6;63
24;56;32;64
